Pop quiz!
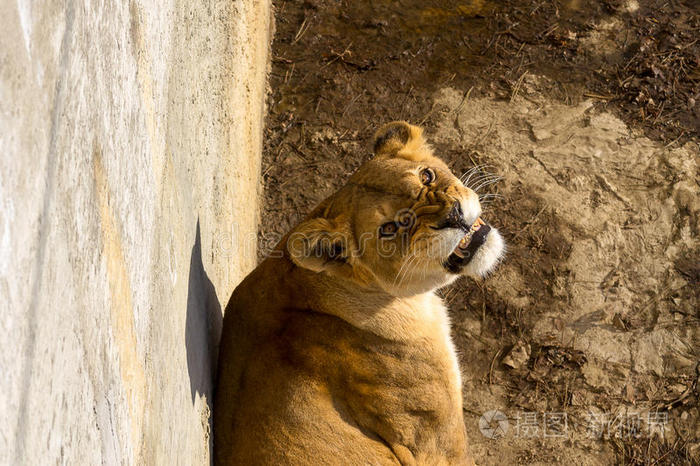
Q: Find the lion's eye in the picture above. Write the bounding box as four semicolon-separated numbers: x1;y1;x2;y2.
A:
420;168;435;185
379;222;398;237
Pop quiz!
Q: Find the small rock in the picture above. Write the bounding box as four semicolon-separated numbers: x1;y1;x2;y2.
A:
502;340;531;369
612;313;628;331
582;360;612;390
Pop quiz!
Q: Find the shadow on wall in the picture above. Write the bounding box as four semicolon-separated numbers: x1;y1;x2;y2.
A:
186;220;223;406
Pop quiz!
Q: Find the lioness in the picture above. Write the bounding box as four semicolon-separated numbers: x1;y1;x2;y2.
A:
214;121;504;465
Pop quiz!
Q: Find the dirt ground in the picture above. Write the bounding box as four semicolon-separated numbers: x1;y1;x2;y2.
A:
258;1;699;464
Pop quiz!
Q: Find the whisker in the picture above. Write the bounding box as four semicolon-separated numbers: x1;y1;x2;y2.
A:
393;256;410;287
396;254;419;288
405;254;427;286
472;176;503;192
465;171;500;186
479;199;501;209
402;257;421;286
394;253;417;288
413;256;429;284
415;252;430;282
468;172;500;182
462;164;495;185
461;164;496;184
461;163;492;176
460;164;487;182
406;255;424;282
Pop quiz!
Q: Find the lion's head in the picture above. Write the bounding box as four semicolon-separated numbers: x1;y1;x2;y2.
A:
286;121;504;296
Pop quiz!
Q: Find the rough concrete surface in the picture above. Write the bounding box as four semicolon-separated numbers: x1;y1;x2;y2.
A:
0;0;271;464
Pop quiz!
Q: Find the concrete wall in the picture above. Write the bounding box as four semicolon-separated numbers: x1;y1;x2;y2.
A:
0;0;271;464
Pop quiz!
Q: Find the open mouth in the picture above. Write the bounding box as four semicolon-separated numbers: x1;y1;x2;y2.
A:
444;217;492;273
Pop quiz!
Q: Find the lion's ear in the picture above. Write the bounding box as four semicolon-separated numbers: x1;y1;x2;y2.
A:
286;217;351;274
372;121;431;161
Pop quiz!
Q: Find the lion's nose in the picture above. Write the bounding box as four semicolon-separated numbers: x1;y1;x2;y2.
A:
446;201;463;225
431;201;469;231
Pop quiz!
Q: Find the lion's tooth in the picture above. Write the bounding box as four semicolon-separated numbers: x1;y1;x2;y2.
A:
470;217;484;232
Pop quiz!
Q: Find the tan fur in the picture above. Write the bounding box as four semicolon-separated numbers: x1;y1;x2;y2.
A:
215;122;503;465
